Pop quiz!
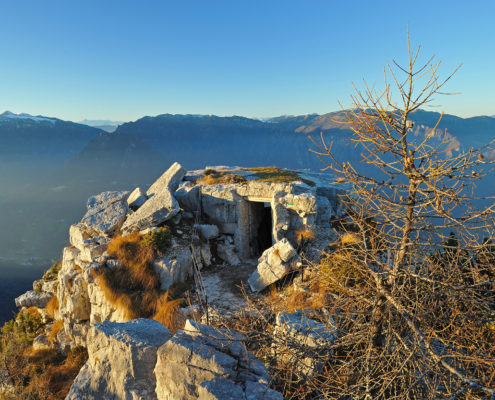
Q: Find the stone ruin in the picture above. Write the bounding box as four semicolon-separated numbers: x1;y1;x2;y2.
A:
13;162;344;399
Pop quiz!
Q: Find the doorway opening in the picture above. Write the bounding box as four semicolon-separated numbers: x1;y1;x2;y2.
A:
247;201;273;258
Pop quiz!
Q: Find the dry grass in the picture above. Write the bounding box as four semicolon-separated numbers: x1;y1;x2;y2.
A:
296;229;315;242
340;232;361;246
45;295;59;319
48;320;63;343
152;292;184;333
247;166;316;187
92;231;182;328
266;281;328;314
196;170;246;185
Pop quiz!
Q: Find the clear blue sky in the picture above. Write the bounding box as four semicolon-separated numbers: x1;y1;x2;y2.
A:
0;0;493;122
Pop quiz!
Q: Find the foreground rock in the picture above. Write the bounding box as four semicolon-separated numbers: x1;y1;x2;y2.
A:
66;319;171;400
248;238;299;292
154;320;282;400
15;290;52;308
146;161;186;197
273;310;337;376
81;191;130;235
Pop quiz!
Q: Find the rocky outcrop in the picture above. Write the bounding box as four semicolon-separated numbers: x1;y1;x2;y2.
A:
146;161;186;197
153;247;193;291
15;290;52;308
154;320;282;400
273;310;337;376
248;238;299;292
127;187;147;209
67;319;171;400
82;191;130;235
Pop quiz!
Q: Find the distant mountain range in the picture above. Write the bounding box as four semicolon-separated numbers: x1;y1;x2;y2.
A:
1;109;495;262
79;119;124;133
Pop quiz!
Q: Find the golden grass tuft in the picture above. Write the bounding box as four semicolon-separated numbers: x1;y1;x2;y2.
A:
340;232;361;246
247;166;316;186
196;170;246;185
296;229;316;242
48;320;64;342
45;295;59;319
107;232;153;267
152;291;184;333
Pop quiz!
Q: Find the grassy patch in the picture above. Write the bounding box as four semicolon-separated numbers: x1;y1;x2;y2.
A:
247;166;316;186
45;295;59;320
196;169;246;185
92;229;183;331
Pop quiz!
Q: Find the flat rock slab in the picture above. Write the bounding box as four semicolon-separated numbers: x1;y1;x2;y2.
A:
121;189;180;234
82;190;130;235
67;319;171;400
147;162;186;197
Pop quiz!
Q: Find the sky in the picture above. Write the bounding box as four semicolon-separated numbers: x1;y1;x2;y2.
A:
0;0;493;122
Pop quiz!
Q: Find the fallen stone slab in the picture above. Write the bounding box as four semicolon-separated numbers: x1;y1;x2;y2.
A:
66;319;171;400
147;162;186;197
194;224;220;240
121;189;180;234
81;191;130;236
127;187;147;209
248;238;299;292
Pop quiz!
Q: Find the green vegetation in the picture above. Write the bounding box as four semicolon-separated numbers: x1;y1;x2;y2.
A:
34;261;61;293
141;227;172;255
247;166;316;186
0;309;87;400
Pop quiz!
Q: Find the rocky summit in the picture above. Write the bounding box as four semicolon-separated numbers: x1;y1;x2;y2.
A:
11;162;344;399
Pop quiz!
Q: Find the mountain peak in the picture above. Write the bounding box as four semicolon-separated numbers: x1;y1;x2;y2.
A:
0;110;57;123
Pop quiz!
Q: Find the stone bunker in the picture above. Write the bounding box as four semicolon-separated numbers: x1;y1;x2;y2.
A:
175;166;343;261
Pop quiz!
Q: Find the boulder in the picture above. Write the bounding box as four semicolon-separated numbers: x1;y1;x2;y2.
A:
79;236;110;262
153;247;193;291
154;320;282;400
247;238;299;292
194;224;220;240
15;290;52;308
175;183;201;212
81;191;130;236
273;310;337;376
66;319;171;400
127;187;147;209
69;223;92;251
121;189;179;234
217;243;240;266
146;162;186;197
33;334;52;351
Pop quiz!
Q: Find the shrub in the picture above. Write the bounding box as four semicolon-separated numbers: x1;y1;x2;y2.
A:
142;228;172;255
42;261;61;282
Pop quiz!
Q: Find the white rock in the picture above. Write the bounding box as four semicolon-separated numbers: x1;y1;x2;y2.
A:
121;189;179;234
217;243;240;266
153;247;192;291
127;187;147;209
67;319;171;400
247;239;299;292
146;162;186;197
154;320;280;400
82;191;130;235
15;290;52;308
194;224;220;240
69;223;92;251
33;334;52;351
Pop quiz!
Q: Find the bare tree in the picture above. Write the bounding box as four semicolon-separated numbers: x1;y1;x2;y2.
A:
305;32;495;399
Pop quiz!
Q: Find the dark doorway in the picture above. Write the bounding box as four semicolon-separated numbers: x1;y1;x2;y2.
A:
248;201;273;257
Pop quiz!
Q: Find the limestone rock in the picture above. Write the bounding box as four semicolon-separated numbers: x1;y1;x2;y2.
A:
273;310;337;376
175;182;200;212
146;162;186;197
69;223;92;251
33;334;52;351
154;320;281;400
194;224;220;240
66;319;171;400
127;187;147;209
217;243;240;266
153;247;192;291
15;290;52;308
121;189;179;234
79;236;110;262
248;238;299;292
82;191;130;235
